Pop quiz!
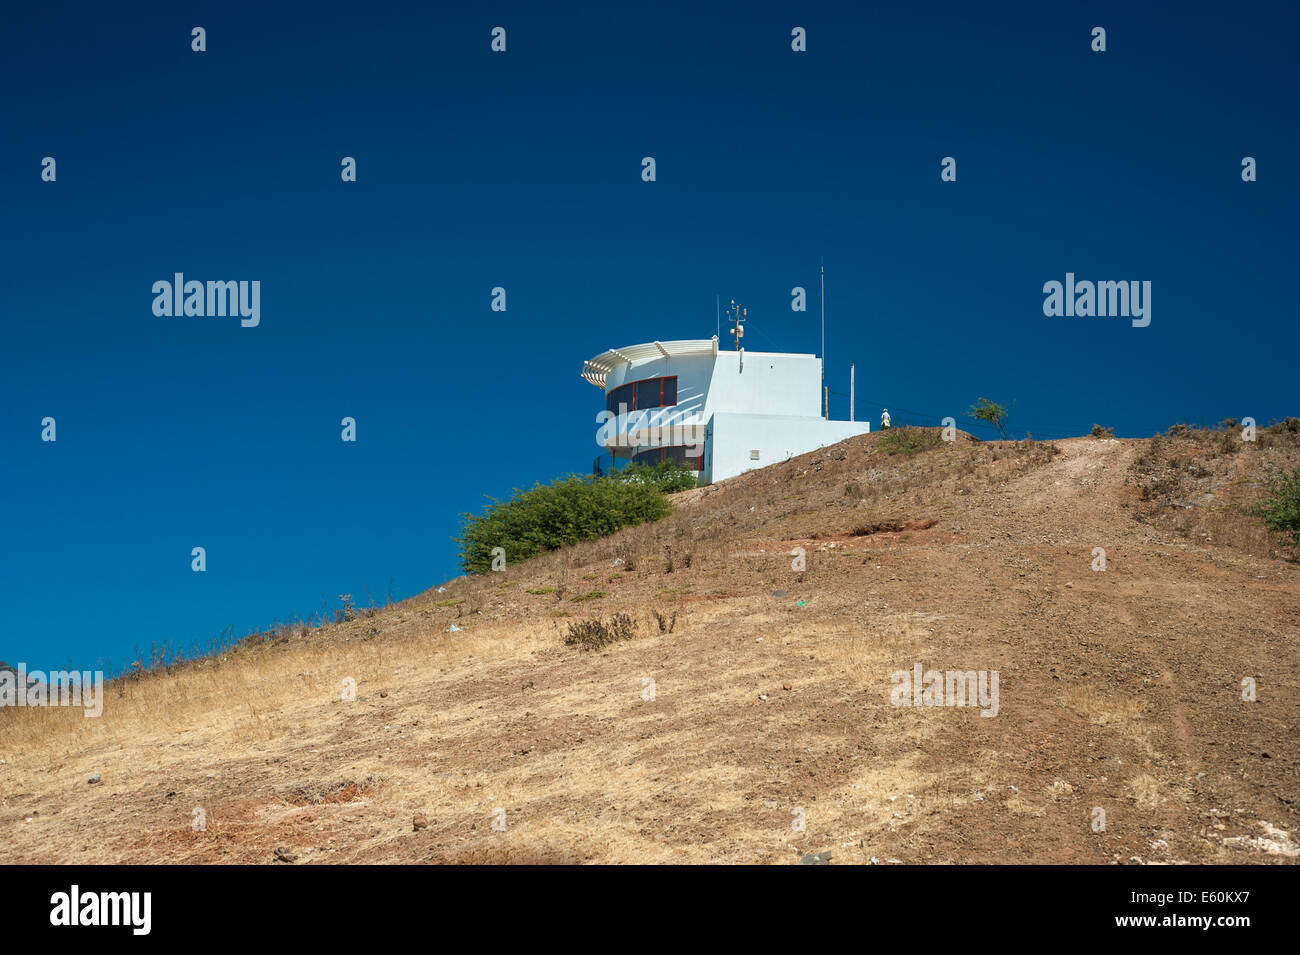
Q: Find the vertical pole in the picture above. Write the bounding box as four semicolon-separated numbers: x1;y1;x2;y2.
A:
850;363;855;421
820;263;826;419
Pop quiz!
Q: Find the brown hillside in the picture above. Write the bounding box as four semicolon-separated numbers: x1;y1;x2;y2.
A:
2;428;1297;864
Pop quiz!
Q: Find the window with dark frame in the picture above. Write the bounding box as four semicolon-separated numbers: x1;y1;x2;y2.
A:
634;378;660;411
605;376;678;414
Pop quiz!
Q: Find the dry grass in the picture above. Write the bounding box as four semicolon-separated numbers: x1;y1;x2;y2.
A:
0;615;546;755
3;430;1297;865
1127;773;1166;809
1064;685;1147;728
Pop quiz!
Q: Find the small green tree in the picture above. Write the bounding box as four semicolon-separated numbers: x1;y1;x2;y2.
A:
969;397;1011;440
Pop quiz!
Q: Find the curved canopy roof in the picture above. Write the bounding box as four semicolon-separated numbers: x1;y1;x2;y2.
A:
581;338;719;388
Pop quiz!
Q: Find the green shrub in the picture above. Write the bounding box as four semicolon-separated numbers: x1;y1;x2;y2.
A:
878;426;943;457
611;461;699;493
1258;470;1300;545
1090;424;1114;438
455;471;676;574
524;586;554;595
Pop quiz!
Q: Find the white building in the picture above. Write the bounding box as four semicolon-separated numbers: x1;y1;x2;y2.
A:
582;337;870;485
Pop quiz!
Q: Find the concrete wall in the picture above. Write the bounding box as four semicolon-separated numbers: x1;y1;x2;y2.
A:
704;413;870;483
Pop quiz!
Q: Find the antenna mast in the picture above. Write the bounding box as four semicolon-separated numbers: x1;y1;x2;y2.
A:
726;299;747;350
820;262;827;418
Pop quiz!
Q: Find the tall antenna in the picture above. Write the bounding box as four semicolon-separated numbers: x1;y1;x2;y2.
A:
820;261;827;418
726;299;747;350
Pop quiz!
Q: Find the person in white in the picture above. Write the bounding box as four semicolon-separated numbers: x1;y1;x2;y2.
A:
880;408;891;429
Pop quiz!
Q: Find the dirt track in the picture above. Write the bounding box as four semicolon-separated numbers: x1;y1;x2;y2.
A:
2;434;1296;863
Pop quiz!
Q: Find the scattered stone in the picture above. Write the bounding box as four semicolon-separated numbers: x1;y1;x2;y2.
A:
413;813;429;831
772;590;789;598
274;847;298;863
798;851;832;865
87;774;101;785
782;682;792;691
379;691;388;698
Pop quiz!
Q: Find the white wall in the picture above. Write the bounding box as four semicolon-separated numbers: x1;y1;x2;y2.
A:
706;351;821;418
704;413;870;483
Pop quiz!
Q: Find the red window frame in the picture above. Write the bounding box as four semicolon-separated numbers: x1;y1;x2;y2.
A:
606;375;678;414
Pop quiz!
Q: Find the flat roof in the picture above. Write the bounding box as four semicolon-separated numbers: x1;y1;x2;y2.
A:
581;338;816;388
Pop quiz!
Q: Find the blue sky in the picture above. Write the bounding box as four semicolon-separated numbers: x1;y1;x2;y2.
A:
2;1;1296;670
